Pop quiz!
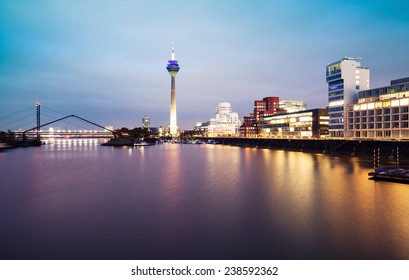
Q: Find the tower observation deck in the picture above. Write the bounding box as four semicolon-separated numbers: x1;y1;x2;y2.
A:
166;45;180;136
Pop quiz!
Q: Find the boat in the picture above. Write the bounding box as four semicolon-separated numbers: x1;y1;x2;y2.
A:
134;141;150;146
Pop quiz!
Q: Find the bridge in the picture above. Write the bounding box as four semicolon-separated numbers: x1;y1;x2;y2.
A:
1;103;116;140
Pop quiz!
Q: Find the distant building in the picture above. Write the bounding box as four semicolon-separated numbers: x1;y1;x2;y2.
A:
279;100;306;113
347;77;409;139
326;57;370;137
193;121;210;135
239;114;258;137
259;108;329;138
254;97;281;121
142;116;150;129
240;96;285;137
207;102;241;136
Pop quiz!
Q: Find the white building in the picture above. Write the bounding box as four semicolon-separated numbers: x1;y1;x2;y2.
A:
207;102;241;136
326;57;370;137
142;116;150;129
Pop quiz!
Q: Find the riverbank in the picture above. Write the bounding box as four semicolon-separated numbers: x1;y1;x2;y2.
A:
199;137;408;159
0;139;42;149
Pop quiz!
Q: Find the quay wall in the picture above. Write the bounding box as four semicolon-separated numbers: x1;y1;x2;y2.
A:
199;137;409;159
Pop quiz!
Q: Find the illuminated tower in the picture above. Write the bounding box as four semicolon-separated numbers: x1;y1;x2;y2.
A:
166;45;180;136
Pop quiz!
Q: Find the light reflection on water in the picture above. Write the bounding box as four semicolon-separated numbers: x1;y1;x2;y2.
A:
0;141;409;259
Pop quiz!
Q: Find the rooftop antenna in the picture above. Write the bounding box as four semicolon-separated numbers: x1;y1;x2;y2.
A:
171;43;175;60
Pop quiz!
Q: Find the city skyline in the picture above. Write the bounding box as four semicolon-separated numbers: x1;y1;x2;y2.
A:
1;0;409;129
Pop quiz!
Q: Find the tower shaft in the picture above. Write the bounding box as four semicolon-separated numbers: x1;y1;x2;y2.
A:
169;76;177;135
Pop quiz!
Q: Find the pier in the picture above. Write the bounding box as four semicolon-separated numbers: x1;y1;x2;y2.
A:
368;166;409;183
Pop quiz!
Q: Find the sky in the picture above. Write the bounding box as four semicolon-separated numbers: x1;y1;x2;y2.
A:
1;0;409;130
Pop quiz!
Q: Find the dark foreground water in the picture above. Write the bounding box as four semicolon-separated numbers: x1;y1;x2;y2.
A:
1;139;409;260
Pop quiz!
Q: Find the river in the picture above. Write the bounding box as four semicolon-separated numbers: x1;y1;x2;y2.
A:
1;139;409;259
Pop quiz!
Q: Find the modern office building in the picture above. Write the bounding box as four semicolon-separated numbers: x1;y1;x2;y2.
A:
166;45;180;136
259;109;329;138
142;116;150;129
347;77;409;139
279;100;307;113
193;121;210;135
207;102;241;137
326;57;370;137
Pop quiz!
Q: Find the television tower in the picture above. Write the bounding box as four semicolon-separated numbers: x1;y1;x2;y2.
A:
166;44;180;136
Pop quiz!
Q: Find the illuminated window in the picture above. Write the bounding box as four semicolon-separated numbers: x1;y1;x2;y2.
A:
401;99;409;106
391;100;400;107
329;100;344;107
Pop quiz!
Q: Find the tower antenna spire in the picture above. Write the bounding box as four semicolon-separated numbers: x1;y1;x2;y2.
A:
171;43;175;60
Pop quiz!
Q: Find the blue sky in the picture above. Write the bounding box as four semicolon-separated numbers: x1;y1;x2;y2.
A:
1;0;409;130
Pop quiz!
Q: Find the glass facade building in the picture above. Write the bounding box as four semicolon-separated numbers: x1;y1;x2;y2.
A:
259;109;329;138
326;57;370;137
279;100;307;113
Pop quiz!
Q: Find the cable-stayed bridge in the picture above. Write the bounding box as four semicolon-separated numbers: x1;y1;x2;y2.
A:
0;103;115;139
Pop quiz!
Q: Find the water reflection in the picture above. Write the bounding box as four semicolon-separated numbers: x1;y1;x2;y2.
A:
1;143;409;259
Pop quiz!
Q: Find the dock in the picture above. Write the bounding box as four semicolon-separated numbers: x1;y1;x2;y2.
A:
368;166;409;182
0;143;15;150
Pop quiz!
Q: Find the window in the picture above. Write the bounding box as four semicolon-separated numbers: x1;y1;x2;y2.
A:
392;115;399;121
384;108;390;114
376;116;382;122
376;109;382;115
401;114;409;120
392;107;399;114
384;116;390;121
401;106;409;113
369;124;374;129
369;110;374;116
376;123;382;129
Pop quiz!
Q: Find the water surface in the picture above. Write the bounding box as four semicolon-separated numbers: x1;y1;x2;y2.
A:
1;139;409;259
